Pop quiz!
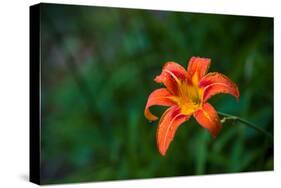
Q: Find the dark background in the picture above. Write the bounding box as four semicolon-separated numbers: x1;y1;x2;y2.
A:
40;3;273;184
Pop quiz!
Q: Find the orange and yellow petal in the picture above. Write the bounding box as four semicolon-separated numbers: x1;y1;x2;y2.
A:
154;62;188;95
193;103;221;138
200;72;239;102
144;88;176;121
187;57;211;80
156;106;190;156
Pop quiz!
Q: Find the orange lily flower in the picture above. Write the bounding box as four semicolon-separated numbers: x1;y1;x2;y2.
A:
144;57;239;156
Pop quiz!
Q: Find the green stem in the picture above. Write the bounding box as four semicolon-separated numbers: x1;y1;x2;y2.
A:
217;112;273;140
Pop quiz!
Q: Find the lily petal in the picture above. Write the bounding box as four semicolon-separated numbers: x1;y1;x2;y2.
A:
144;88;176;121
193;103;221;138
157;106;190;156
154;62;188;95
200;72;240;102
187;57;211;80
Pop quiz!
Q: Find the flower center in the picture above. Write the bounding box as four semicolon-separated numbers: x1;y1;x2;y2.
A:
172;73;203;115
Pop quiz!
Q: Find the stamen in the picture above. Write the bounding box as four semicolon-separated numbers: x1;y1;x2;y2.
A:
164;69;181;85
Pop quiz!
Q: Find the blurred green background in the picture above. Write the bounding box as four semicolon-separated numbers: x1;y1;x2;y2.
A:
40;3;273;184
